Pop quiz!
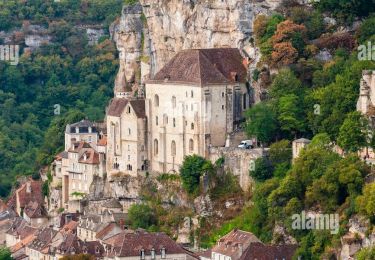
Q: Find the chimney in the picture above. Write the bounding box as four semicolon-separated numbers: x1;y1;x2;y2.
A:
26;182;31;193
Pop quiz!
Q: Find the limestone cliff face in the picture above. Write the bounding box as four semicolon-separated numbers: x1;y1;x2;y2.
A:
111;0;284;92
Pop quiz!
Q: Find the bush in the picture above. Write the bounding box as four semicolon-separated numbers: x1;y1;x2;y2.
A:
128;203;157;229
180;155;213;195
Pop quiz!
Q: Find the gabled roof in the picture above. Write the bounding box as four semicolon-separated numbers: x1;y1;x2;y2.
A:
239;242;298;260
148;48;248;86
107;98;145;118
24;201;47;219
68;141;92;153
16;180;44;209
104;230;191;257
78;148;100;165
28;227;58;252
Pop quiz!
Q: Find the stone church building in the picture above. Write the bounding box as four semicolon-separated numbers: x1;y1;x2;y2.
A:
106;48;251;176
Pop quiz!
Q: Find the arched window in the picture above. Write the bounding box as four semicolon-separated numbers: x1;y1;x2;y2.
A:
173;118;176;127
191;123;194;130
154;139;158;155
128;128;131;135
189;139;194;152
172;96;176;108
154;95;159;107
171;141;176;156
191;90;194;98
156;116;158;126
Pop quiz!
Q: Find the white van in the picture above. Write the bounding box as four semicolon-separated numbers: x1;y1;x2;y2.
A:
238;140;253;149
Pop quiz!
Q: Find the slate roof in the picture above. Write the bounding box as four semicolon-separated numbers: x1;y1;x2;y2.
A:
28;227;58;253
107;98;146;118
239;242;298;260
65;120;98;134
148;48;247;86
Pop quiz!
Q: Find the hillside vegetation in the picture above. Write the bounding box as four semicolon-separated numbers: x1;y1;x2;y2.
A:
0;0;125;197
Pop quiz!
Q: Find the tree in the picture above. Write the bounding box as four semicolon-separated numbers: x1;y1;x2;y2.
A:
337;112;369;153
356;183;375;220
244;103;277;145
0;247;12;260
277;94;305;137
250;158;273;182
128;204;156;229
180;155;213;195
269;140;292;165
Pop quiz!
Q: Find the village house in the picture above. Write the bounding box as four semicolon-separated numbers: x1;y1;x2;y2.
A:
6;218;37;248
77;211;126;242
199;229;297;260
26;227;58;260
106;98;148;177
66;141;106;212
102;230;198;259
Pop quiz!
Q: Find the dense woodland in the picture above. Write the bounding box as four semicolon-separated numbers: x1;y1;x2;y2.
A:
0;0;127;197
0;0;375;258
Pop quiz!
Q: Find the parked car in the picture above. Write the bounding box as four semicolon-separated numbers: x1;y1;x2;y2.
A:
238;140;253;149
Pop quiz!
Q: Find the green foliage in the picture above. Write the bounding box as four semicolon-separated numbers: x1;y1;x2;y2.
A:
269;140;292;165
42;180;50;197
179;155;213;195
250;158;273;182
0;247;12;260
128;203;157;229
356;183;375;221
315;0;375;23
209;172;242;199
356;15;375;43
337;112;369;153
244;103;277;145
0;7;119;197
355;246;375;260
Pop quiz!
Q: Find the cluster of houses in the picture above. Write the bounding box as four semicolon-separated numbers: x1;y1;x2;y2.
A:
1;192;297;260
1;46;374;259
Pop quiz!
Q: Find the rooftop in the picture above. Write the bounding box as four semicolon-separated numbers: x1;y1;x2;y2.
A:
148;48;248;86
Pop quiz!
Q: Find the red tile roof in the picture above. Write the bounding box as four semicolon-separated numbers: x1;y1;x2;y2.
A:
16;180;44;209
104;230;194;258
239;242;298;260
23;201;47;218
78;148;100;165
148;48;248;86
212;229;262;260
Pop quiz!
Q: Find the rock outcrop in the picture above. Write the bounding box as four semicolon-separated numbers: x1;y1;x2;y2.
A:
111;0;284;94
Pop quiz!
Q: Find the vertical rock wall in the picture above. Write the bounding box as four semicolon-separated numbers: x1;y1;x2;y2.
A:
111;0;283;92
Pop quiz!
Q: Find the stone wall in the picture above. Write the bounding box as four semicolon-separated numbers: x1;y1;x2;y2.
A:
209;147;267;191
